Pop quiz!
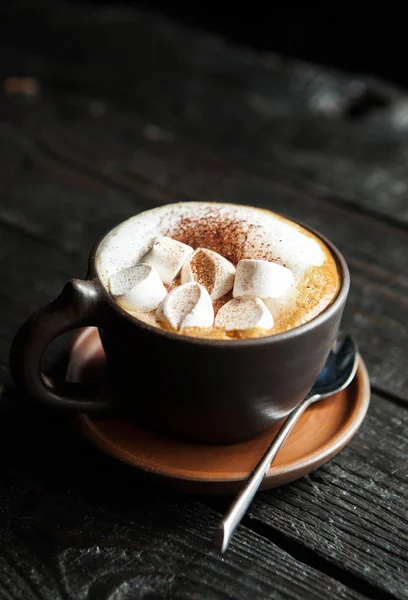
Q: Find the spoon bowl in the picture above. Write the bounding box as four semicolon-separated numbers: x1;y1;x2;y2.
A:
311;332;358;400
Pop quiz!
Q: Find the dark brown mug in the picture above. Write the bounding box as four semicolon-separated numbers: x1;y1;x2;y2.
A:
10;205;350;444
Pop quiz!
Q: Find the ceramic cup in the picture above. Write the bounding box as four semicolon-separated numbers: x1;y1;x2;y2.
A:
10;204;350;444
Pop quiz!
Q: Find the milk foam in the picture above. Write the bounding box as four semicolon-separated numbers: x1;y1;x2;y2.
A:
97;202;339;337
97;202;326;283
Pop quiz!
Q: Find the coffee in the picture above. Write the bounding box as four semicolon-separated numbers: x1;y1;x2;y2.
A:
97;202;340;338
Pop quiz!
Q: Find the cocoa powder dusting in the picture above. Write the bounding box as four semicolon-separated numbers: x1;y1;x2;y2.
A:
190;250;216;293
168;212;265;265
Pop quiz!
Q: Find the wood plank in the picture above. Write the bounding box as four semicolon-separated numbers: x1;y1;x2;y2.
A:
0;225;81;385
0;397;366;600
0;4;407;600
0;120;151;256
207;393;408;600
1;1;408;225
1;95;408;403
0;219;406;597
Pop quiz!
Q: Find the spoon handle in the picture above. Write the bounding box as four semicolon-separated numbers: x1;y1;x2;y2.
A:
213;393;318;553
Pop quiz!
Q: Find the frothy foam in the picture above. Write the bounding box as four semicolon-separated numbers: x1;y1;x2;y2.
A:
97;202;340;338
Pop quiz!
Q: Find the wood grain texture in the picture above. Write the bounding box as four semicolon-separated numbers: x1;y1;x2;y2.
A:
0;92;408;402
1;0;408;225
208;393;408;600
0;225;82;384
0;388;406;599
0;396;367;600
0;2;407;599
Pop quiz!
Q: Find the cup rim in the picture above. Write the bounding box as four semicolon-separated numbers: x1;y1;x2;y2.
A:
89;207;350;347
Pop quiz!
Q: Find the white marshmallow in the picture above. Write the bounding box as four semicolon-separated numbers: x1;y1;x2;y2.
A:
215;297;274;331
181;248;235;300
156;282;214;330
233;259;294;300
110;264;167;312
140;236;194;284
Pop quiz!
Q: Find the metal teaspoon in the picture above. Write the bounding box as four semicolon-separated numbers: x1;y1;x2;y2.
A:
213;332;359;553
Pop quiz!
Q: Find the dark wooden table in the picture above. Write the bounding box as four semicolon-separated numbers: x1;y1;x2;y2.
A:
0;2;407;599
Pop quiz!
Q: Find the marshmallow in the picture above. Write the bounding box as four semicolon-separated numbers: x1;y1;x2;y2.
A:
233;259;294;300
181;248;235;300
140;236;194;284
156;282;214;330
215;297;274;331
110;264;167;312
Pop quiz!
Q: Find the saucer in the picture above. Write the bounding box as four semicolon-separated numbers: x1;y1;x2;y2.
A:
67;327;370;494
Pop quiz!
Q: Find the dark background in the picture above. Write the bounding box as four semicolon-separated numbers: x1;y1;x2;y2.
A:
71;0;406;88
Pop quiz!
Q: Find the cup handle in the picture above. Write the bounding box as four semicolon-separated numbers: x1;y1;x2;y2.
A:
9;278;113;413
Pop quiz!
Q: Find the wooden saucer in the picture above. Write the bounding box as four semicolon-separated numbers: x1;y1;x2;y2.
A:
67;328;370;494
